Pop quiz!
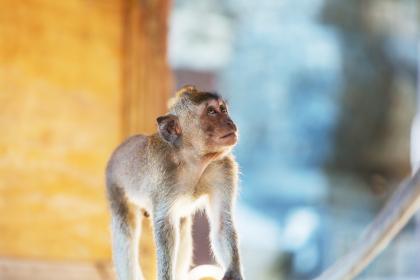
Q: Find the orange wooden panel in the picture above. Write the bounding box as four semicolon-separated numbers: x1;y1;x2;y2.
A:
0;0;122;261
0;3;171;280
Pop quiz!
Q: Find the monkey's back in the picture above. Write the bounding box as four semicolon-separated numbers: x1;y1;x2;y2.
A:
105;134;151;197
105;134;177;209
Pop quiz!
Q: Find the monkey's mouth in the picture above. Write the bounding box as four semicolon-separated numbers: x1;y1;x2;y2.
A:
220;132;236;139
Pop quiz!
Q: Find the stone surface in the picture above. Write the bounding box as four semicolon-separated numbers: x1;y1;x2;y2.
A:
0;258;114;280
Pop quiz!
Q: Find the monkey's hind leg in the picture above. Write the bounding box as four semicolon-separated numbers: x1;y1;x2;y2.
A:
109;185;144;280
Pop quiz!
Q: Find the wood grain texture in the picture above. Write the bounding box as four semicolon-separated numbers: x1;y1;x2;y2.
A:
121;0;172;137
0;3;172;280
0;0;122;261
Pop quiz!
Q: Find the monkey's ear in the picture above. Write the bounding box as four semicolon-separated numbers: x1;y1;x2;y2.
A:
157;114;182;147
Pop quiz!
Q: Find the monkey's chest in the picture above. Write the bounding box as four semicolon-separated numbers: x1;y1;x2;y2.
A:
170;195;207;218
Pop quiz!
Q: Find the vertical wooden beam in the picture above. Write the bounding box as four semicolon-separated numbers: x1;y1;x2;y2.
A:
0;0;122;261
120;1;173;279
121;0;172;138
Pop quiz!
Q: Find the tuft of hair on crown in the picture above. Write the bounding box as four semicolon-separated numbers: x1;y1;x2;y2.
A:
167;85;198;110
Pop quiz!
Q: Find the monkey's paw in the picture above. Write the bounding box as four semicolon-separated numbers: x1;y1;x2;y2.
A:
222;270;243;280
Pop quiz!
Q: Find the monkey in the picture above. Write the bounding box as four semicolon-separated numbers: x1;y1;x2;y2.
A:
105;85;243;280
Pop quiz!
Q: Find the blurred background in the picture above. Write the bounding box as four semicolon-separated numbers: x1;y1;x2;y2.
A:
0;0;418;279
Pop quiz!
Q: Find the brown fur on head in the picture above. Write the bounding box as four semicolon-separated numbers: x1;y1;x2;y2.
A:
158;85;238;155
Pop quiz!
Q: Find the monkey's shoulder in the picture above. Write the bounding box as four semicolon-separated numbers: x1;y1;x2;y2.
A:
108;134;148;159
106;134;151;175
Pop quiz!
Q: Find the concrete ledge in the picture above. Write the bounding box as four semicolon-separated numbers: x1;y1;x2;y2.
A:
0;258;114;280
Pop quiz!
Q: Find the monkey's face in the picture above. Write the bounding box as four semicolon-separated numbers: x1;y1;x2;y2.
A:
159;89;238;154
198;98;238;149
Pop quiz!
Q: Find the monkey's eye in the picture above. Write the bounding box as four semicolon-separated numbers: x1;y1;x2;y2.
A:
207;107;217;116
220;105;227;113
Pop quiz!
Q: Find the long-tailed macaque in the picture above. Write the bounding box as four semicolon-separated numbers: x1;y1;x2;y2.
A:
106;85;243;280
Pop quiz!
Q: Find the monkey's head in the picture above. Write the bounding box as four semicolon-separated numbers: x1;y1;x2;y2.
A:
157;85;238;155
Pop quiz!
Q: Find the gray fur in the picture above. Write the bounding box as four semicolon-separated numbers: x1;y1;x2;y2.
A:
106;86;243;280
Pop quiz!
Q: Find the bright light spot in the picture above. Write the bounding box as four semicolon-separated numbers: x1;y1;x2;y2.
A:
281;207;320;251
188;265;224;280
411;114;420;173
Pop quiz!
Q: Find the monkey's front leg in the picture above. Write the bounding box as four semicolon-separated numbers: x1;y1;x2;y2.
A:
207;195;243;280
153;209;179;280
176;216;193;280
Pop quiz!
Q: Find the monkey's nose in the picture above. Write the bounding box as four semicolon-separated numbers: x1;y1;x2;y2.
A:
225;118;237;132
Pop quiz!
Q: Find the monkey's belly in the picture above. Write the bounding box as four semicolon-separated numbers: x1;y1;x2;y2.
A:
170;195;208;218
129;195;153;214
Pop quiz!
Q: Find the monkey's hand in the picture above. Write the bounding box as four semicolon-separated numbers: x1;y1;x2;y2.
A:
222;270;243;280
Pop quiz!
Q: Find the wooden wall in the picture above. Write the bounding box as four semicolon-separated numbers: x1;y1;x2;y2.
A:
0;1;171;278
